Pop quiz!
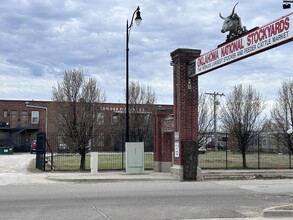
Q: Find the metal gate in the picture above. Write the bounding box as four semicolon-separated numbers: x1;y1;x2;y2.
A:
36;132;46;171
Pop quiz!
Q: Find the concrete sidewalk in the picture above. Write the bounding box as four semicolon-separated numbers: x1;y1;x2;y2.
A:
202;169;293;180
45;169;293;183
45;171;179;182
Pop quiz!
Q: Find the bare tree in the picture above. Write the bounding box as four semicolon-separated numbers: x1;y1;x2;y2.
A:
270;79;293;152
221;84;265;168
198;92;214;146
127;81;157;147
52;69;106;170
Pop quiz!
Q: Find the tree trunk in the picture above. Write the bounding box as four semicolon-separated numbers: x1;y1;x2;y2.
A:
80;151;86;170
242;151;247;168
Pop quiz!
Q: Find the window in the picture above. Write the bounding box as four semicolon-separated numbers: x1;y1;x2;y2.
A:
21;110;28;117
97;132;104;148
11;110;17;117
112;113;119;125
3;110;8;118
31;111;39;124
97;112;104;125
144;113;151;121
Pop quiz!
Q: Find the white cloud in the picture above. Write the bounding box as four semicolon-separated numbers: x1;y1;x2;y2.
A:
0;0;291;110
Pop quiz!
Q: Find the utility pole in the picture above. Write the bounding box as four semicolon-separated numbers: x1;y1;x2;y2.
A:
205;92;224;150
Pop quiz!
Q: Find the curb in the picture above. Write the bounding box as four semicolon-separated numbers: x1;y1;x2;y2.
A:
201;170;293;181
44;170;293;183
45;173;179;183
262;205;293;218
45;177;178;183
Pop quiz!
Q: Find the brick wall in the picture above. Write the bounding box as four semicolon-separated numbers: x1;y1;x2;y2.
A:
153;110;173;162
0;100;172;151
170;48;201;165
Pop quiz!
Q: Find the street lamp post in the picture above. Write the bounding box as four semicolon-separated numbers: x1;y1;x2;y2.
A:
125;6;142;143
287;128;293;168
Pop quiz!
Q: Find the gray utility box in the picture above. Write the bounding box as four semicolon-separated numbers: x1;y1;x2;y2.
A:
126;142;144;174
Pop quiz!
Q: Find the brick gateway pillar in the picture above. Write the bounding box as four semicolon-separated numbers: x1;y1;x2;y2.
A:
153;110;174;172
170;48;201;180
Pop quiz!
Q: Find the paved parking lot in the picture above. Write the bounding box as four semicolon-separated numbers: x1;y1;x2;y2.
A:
0;153;53;185
0;153;34;173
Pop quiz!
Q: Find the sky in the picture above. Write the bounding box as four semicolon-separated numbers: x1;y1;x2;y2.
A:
0;0;292;113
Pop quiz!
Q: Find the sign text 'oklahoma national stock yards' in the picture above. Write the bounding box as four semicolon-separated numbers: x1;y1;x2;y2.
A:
194;13;293;76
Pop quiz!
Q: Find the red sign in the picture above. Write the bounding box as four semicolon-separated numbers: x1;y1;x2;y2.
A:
194;13;293;76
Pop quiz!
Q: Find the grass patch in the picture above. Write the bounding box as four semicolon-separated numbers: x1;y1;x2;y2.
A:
274;205;293;210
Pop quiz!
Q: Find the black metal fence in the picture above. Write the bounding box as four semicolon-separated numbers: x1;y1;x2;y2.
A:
40;133;293;171
198;148;293;169
42;134;153;171
45;151;153;171
36;132;46;171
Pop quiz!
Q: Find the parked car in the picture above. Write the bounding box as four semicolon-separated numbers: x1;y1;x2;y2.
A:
57;144;91;154
198;145;206;154
217;144;225;150
30;140;37;154
58;144;70;153
206;142;214;151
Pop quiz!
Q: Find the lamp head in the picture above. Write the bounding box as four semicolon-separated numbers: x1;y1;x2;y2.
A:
283;3;291;9
135;7;142;26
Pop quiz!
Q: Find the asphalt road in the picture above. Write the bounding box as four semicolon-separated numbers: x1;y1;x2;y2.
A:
1;154;293;220
1;179;293;220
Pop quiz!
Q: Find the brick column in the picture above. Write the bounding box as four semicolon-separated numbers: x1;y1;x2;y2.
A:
170;48;201;179
153;109;173;172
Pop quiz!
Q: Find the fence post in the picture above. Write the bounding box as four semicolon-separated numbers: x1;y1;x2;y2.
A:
90;152;98;174
225;133;228;169
289;149;292;169
51;152;54;171
36;132;46;171
257;133;260;169
122;131;125;170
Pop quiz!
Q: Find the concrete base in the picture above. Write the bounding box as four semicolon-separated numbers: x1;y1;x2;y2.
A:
170;165;183;180
153;161;172;173
170;165;203;181
197;167;203;181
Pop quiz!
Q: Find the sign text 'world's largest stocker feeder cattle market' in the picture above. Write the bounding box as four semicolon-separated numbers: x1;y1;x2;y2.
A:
193;12;293;76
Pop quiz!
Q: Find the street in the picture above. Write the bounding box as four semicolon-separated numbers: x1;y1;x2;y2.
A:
1;180;293;219
1;154;293;219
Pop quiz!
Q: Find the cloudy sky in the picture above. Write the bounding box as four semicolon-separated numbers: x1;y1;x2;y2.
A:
0;0;292;111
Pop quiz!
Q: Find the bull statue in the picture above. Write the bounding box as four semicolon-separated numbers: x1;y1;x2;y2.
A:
219;2;247;42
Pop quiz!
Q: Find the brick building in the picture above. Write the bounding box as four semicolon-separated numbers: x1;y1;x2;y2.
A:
0;100;172;152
